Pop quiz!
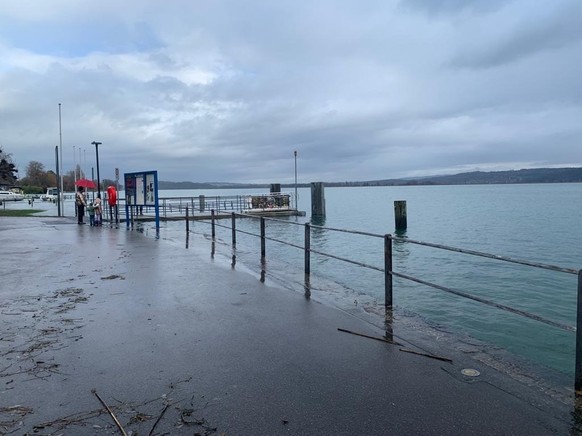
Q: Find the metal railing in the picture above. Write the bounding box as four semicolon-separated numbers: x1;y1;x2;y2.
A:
183;208;582;392
107;193;295;225
159;193;293;216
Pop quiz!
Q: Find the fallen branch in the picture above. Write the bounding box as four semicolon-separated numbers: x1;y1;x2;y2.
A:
33;408;106;432
399;348;452;363
337;328;400;345
148;403;170;436
92;389;128;436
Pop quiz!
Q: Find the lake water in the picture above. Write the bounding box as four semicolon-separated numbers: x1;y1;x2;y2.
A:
19;184;582;383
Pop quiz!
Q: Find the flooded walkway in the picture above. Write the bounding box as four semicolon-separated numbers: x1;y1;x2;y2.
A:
0;216;579;435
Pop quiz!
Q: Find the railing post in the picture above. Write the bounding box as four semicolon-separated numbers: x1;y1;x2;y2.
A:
231;212;236;245
304;223;311;275
211;209;216;239
186;206;189;233
384;234;393;308
260;217;266;258
575;270;582;393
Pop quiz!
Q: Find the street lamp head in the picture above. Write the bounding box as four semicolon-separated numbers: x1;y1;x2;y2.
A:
91;141;102;146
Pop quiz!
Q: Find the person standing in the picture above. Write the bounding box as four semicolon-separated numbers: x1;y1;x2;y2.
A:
94;194;103;226
87;202;95;226
76;187;86;224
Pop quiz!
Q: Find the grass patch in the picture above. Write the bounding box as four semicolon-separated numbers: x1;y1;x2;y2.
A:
0;209;44;217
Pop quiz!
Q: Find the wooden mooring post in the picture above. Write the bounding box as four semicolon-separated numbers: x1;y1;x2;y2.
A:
311;182;326;217
394;200;407;231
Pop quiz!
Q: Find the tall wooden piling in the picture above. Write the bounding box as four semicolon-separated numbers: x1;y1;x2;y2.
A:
394;200;407;231
311;182;326;217
199;195;205;212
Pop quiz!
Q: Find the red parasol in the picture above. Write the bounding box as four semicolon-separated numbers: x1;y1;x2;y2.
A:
75;178;97;189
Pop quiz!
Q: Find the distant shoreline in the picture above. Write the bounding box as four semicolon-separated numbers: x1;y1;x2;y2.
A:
159;167;582;190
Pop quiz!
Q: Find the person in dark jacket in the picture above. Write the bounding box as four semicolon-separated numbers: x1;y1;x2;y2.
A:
75;187;86;224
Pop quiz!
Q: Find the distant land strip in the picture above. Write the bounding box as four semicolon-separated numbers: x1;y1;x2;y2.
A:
158;167;582;190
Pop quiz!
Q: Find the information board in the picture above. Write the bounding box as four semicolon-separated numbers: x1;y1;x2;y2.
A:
124;170;159;229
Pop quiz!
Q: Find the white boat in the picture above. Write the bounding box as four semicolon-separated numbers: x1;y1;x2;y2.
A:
41;187;59;202
0;190;24;201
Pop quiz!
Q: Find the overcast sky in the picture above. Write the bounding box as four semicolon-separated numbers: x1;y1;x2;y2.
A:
1;0;581;184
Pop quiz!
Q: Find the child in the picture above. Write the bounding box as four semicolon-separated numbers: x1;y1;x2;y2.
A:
94;195;102;226
87;202;95;226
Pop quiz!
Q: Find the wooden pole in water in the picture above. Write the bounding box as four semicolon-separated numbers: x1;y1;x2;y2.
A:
394;200;407;231
311;182;326;217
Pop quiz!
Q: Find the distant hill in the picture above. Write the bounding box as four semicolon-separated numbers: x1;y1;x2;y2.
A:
159;167;582;190
326;167;582;187
158;181;267;190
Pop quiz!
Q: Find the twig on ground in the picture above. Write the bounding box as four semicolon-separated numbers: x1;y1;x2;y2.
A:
148;403;170;436
92;389;128;436
337;328;401;345
399;348;452;363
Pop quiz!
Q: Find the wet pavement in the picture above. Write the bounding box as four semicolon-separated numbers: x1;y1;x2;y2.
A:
1;216;581;435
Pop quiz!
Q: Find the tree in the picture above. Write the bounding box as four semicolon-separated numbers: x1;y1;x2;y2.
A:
102;178;118;189
61;170;77;191
0;146;18;185
46;170;57;187
25;161;47;186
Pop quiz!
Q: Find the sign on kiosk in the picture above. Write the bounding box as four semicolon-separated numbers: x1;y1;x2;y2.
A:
124;170;160;230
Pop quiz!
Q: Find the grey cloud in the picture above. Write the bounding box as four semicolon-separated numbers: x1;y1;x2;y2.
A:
2;0;581;184
451;2;582;69
400;0;511;16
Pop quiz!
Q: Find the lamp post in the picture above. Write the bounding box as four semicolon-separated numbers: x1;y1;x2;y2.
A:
73;145;77;185
92;141;102;198
55;146;61;217
58;103;63;216
294;150;298;210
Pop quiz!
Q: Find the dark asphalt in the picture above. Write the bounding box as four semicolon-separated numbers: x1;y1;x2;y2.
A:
1;216;580;435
